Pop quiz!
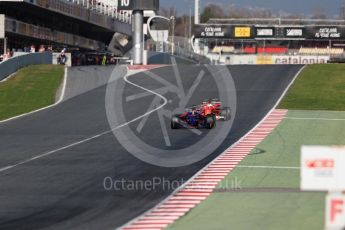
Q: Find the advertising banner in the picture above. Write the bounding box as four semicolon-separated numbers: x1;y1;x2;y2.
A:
227;55;257;65
284;27;305;38
194;25;232;39
192;25;345;40
256;55;273;64
273;55;329;64
305;26;345;40
233;26;252;38
215;55;330;65
255;27;275;38
301;146;345;191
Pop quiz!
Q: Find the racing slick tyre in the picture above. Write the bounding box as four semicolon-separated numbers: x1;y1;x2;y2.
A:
171;115;181;129
221;107;231;121
205;115;216;129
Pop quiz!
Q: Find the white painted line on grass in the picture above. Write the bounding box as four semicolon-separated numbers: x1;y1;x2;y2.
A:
285;117;345;121
237;165;300;170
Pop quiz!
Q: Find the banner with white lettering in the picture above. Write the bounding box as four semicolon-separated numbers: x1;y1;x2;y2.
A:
305;26;345;40
255;27;275;38
284;27;305;38
194;25;232;39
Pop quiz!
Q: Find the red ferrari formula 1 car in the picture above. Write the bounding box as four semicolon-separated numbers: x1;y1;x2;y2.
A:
171;108;216;129
198;99;231;121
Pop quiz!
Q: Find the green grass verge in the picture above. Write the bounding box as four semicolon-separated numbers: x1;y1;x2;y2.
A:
0;65;64;121
168;193;325;230
279;64;345;110
168;110;345;230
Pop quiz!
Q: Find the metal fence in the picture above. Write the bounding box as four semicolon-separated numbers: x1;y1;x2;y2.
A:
0;52;52;81
147;38;212;65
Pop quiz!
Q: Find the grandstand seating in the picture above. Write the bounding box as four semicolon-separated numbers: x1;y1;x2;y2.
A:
299;47;344;55
244;47;256;54
212;46;235;53
257;47;288;54
243;46;288;54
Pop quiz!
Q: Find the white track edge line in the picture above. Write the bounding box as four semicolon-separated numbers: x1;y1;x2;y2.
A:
0;66;168;173
0;66;68;124
237;165;300;170
118;65;306;230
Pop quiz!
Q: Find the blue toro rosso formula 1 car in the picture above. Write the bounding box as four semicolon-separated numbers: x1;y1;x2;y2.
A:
171;99;232;130
171;108;216;129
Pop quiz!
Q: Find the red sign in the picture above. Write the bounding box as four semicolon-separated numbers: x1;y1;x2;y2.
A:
326;194;345;229
306;159;334;169
331;199;344;222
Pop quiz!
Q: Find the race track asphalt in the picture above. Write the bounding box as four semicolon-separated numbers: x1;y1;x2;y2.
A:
0;64;303;230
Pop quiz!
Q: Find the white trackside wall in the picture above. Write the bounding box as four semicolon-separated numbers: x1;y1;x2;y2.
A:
207;54;330;65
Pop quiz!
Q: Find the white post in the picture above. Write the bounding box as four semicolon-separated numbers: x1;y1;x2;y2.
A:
194;0;200;54
194;0;200;24
189;8;192;38
170;16;175;55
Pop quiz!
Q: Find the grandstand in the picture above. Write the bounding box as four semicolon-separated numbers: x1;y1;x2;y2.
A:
196;17;345;62
0;0;134;55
